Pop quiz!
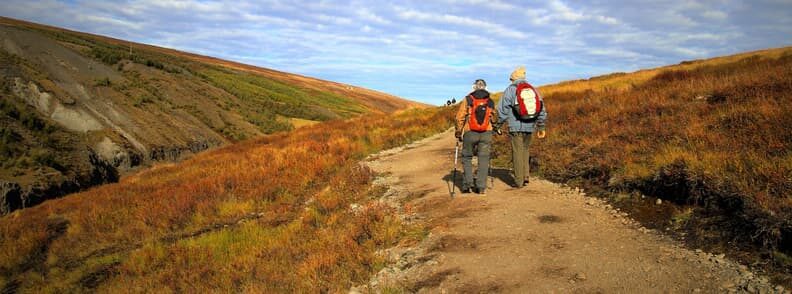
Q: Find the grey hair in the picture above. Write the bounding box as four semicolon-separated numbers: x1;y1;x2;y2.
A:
472;79;487;90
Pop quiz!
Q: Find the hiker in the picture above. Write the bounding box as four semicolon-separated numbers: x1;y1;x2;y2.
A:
495;66;547;188
455;79;498;195
451;98;456;104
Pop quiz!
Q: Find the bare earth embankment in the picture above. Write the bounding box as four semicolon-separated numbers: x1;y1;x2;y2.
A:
357;130;789;293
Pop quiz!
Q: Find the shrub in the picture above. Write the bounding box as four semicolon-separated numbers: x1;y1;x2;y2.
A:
95;77;111;87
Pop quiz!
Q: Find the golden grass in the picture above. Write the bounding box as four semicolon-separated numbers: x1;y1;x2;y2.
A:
491;46;792;252
0;106;453;292
288;117;320;128
540;46;792;96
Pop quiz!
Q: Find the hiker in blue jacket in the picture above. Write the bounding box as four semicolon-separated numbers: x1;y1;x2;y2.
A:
495;66;547;188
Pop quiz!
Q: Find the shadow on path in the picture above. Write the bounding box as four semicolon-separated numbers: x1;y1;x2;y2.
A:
441;167;517;196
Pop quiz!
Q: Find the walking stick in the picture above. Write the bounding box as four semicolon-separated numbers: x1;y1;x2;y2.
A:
451;140;460;198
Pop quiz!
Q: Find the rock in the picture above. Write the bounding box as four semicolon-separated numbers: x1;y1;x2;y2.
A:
655;198;663;205
746;285;757;294
574;273;587;281
722;282;735;289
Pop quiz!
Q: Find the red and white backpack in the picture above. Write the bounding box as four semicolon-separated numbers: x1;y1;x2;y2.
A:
514;82;543;121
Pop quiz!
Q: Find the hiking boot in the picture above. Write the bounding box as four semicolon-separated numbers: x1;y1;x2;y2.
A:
474;187;486;195
461;187;472;194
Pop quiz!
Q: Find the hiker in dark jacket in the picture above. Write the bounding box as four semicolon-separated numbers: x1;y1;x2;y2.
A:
496;66;547;188
455;79;498;195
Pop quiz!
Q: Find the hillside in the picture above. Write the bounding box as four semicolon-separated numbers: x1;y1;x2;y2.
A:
0;106;454;293
0;17;424;214
490;46;792;283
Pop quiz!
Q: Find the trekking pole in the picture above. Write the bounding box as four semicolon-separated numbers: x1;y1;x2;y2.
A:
451;140;460;198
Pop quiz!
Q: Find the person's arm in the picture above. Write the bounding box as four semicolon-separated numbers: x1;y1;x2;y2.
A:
455;97;468;138
535;89;547;138
490;103;499;127
496;85;514;124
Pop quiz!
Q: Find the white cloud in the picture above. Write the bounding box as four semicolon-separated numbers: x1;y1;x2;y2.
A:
75;14;144;30
354;7;391;25
395;7;528;39
595;15;620;25
442;0;516;11
315;13;353;26
546;0;585;21
702;10;728;20
531;0;620;26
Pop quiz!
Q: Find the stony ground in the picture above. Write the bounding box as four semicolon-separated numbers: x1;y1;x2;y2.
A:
353;130;789;294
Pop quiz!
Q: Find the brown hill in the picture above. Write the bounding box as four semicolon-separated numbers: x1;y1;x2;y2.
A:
491;45;792;284
0;16;425;214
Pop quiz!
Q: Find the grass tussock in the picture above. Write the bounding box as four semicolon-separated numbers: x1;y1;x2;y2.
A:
498;48;792;257
0;106;453;292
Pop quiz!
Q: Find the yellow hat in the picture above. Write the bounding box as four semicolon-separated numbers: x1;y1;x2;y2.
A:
510;66;526;81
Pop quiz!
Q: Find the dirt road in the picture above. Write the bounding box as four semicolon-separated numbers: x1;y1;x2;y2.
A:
358;130;786;293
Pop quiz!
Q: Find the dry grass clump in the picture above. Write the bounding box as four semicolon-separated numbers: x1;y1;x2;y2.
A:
0;106;453;292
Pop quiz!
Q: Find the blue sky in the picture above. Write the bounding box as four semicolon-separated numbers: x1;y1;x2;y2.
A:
2;1;791;105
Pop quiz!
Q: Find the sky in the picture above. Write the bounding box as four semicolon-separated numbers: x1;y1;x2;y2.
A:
1;1;791;105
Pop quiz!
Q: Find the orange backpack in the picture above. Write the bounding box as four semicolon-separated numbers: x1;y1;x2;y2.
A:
467;92;494;132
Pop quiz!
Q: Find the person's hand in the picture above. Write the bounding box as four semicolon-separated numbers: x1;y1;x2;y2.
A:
537;130;546;139
454;130;462;140
493;123;503;135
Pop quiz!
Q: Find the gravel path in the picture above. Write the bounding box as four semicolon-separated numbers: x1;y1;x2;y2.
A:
354;130;788;294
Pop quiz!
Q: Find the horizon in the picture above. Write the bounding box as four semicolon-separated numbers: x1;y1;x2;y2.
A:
1;0;791;105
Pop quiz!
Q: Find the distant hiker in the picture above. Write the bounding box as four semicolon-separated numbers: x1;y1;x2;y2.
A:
451;98;456;104
495;66;547;188
455;79;498;195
